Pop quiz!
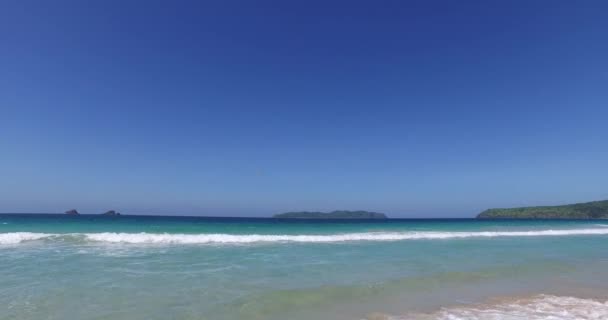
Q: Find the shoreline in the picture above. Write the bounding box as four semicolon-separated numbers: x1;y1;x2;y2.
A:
373;290;608;320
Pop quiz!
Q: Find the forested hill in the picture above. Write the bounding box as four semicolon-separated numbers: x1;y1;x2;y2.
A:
477;200;608;219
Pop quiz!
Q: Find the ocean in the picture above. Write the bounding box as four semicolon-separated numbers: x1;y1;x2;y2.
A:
2;214;608;320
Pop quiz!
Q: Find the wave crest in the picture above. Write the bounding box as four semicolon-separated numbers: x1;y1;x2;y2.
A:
389;295;608;320
2;228;608;245
0;232;53;244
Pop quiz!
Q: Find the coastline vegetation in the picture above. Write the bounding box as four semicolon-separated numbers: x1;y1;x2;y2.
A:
477;200;608;219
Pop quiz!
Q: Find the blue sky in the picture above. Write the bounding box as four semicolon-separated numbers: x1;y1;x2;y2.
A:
1;0;607;217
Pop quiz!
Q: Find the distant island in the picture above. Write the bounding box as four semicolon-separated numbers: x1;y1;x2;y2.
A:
273;210;388;219
477;200;608;219
63;209;122;216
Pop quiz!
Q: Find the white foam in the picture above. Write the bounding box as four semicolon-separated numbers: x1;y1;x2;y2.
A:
394;295;608;320
3;228;608;245
83;228;608;244
0;232;52;244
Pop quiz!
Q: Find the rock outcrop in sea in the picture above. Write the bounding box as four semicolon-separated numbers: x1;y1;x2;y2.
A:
273;210;388;219
65;209;79;215
102;210;121;216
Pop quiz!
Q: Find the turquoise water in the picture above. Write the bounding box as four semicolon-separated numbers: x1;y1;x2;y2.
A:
2;215;608;319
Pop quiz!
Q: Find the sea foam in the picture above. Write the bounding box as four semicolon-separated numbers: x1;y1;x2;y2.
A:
3;228;608;245
0;232;53;244
392;294;608;320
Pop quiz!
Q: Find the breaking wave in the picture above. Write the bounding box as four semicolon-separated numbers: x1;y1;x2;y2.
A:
3;228;608;245
0;232;53;244
389;294;608;320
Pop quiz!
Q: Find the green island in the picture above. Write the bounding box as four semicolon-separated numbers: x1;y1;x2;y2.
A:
477;199;608;219
273;210;388;219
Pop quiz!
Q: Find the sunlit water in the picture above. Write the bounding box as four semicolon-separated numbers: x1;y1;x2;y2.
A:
2;214;608;320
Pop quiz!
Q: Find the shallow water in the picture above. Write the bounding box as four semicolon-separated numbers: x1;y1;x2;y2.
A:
2;215;608;319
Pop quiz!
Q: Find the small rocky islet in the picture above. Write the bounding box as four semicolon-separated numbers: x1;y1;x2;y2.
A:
273;210;388;219
64;209;121;216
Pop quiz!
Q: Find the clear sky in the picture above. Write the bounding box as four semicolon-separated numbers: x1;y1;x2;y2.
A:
1;1;607;217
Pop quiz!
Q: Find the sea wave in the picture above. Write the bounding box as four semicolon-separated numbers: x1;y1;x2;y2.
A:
387;294;608;320
3;228;608;245
0;232;53;244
